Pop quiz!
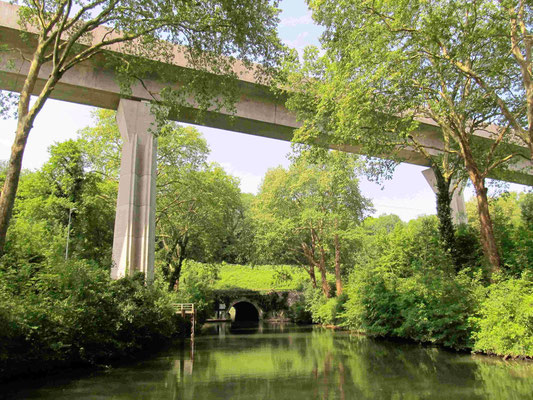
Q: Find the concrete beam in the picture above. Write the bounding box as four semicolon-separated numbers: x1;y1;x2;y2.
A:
0;1;531;185
111;99;157;281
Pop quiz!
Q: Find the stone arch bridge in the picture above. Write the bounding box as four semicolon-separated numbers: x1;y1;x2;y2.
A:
211;289;302;322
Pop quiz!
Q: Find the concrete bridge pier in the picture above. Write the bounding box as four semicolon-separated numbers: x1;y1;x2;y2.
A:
422;168;467;225
111;99;157;281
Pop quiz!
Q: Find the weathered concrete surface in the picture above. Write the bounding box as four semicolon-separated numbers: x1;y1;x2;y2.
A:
0;1;531;185
111;99;157;281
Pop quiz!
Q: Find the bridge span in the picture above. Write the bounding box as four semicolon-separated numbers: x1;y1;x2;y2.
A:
0;1;531;280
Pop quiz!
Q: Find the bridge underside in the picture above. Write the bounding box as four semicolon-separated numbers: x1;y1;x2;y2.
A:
0;2;531;280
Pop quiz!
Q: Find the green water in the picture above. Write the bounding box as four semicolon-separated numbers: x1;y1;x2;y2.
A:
4;323;533;399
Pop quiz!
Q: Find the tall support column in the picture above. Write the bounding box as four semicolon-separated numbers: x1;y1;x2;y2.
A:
111;99;157;281
422;168;467;225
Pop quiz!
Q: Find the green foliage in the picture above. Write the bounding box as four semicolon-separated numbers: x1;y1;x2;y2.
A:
78;109;122;179
295;214;487;350
3;140;117;267
212;263;307;291
171;260;219;323
466;192;533;277
287;299;313;324
252;150;372;296
0;260;187;381
341;262;482;350
473;274;533;357
302;283;347;326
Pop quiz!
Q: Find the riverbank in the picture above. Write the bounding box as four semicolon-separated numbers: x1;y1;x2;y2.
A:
0;263;192;383
320;323;533;362
299;270;533;359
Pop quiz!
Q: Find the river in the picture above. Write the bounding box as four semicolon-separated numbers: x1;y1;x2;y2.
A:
3;322;533;399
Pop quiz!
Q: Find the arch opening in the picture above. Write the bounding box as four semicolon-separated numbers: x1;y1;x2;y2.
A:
230;301;260;322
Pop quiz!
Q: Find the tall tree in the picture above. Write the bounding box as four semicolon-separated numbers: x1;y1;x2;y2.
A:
252;151;372;297
3;140;117;265
156;128;242;290
0;0;283;255
281;0;531;275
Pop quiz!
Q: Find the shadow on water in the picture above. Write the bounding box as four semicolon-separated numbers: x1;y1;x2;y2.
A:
229;321;259;335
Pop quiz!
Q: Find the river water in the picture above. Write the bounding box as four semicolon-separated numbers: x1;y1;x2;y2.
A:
4;323;533;399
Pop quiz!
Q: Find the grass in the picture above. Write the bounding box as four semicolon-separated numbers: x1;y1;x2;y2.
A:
213;263;308;291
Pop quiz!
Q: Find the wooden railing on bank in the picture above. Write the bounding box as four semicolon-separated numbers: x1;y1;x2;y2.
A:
172;303;196;339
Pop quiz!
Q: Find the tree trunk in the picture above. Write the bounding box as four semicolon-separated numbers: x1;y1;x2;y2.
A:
0;122;30;254
469;171;501;275
334;233;342;295
0;43;49;255
169;237;188;291
317;243;330;298
307;265;317;289
311;226;330;298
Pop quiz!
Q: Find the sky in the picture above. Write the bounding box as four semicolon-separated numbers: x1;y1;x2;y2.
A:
0;0;529;221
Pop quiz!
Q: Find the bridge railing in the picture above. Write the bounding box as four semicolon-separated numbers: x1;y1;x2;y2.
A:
173;303;195;314
172;303;196;339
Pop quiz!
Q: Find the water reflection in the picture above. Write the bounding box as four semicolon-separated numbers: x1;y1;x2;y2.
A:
3;323;533;400
229;321;260;335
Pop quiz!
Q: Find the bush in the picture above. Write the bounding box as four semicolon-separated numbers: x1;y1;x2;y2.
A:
288;299;312;324
303;284;347;326
340;270;397;336
394;271;480;349
341;267;482;350
0;260;187;381
473;274;533;357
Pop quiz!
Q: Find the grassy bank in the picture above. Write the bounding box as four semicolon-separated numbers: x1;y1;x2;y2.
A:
213;263;309;291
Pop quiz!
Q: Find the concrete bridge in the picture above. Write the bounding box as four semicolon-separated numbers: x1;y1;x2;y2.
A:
211;290;302;322
0;2;532;281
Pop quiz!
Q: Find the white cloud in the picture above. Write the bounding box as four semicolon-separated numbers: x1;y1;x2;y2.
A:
219;162;263;194
371;191;436;222
280;12;313;27
282;31;310;53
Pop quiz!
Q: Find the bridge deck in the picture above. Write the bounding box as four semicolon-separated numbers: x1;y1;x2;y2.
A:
0;1;531;185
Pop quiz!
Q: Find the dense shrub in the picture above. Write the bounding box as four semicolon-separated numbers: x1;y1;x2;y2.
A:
299;208;532;356
339;270;482;349
303;285;347;326
330;215;484;350
0;261;187;381
473;274;533;357
288;299;313;324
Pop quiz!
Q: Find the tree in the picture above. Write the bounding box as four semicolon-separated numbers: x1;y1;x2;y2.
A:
2;140;117;266
220;192;256;265
0;0;284;255
252;151;372;297
156;130;242;290
281;0;531;275
78;109;122;180
466;191;533;276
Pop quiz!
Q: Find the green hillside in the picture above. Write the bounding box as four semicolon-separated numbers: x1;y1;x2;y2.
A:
214;264;308;291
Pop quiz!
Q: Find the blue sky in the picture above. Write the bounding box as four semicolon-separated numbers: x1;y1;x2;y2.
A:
0;0;528;220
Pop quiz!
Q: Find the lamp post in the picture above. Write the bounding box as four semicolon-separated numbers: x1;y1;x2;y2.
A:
65;207;76;261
